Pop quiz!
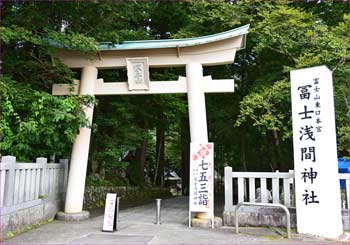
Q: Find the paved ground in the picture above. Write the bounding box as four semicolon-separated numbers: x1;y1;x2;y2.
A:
4;196;345;244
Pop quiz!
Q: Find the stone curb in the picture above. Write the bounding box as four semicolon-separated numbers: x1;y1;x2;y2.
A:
56;211;90;222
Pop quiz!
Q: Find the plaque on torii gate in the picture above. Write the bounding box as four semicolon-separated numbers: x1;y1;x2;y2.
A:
51;24;249;224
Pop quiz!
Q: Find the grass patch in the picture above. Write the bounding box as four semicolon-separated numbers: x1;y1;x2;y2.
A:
5;217;55;240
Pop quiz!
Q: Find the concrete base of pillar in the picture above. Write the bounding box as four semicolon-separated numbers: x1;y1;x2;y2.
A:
191;216;222;228
56;211;90;222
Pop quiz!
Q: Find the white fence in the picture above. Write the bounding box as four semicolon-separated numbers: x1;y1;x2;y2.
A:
0;156;68;215
224;166;350;211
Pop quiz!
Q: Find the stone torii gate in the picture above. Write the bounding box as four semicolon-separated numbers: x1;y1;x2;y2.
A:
52;24;249;221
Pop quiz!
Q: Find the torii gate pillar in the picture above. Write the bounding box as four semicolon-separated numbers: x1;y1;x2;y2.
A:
186;63;211;220
64;66;97;215
186;63;208;142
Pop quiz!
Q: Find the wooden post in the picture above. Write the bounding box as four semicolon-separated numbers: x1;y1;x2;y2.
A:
38;157;48;198
2;156;16;206
18;168;25;203
249;178;256;202
238;178;244;203
260;178;267;203
13;166;20;204
289;170;295;207
0;163;6;208
35;168;40;200
283;178;291;207
60;159;69;195
272;171;280;204
224;166;233;211
30;167;36;200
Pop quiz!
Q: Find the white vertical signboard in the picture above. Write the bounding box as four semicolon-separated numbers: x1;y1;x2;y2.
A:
290;66;343;239
102;193;117;232
189;143;214;228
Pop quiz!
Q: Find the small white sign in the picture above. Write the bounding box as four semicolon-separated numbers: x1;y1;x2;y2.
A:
189;143;214;213
290;66;343;239
126;57;150;91
102;193;117;232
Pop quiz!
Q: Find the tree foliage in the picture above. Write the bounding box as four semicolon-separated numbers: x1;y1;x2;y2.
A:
236;3;350;162
1;1;349;185
1;77;93;161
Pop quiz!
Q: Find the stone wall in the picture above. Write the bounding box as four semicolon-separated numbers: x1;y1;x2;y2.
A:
223;206;350;231
223;206;297;229
84;186;172;209
0;199;63;241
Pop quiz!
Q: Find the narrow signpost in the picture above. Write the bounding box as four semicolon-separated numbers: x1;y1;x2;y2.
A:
102;193;118;232
290;65;343;239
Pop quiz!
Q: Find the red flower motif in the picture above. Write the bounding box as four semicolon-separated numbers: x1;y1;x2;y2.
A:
196;145;212;159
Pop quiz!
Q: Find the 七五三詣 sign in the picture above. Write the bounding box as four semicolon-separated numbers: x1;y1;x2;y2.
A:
290;66;343;239
189;143;214;214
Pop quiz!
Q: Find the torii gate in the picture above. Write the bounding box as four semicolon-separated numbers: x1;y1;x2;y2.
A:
52;24;249;221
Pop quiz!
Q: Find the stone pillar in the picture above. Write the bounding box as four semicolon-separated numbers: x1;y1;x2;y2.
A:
63;66;97;217
186;62;211;220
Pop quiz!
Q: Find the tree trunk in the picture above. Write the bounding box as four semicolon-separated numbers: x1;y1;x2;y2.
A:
181;117;190;195
88;131;99;175
240;127;248;171
135;139;147;185
272;129;285;171
267;130;282;171
154;126;165;187
90;135;98;175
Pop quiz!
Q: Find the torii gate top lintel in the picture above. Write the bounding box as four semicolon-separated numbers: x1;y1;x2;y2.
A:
53;25;249;96
56;24;249;69
98;24;249;51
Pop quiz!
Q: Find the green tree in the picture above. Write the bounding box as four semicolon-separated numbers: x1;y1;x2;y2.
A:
2;1;348;186
236;4;350;166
